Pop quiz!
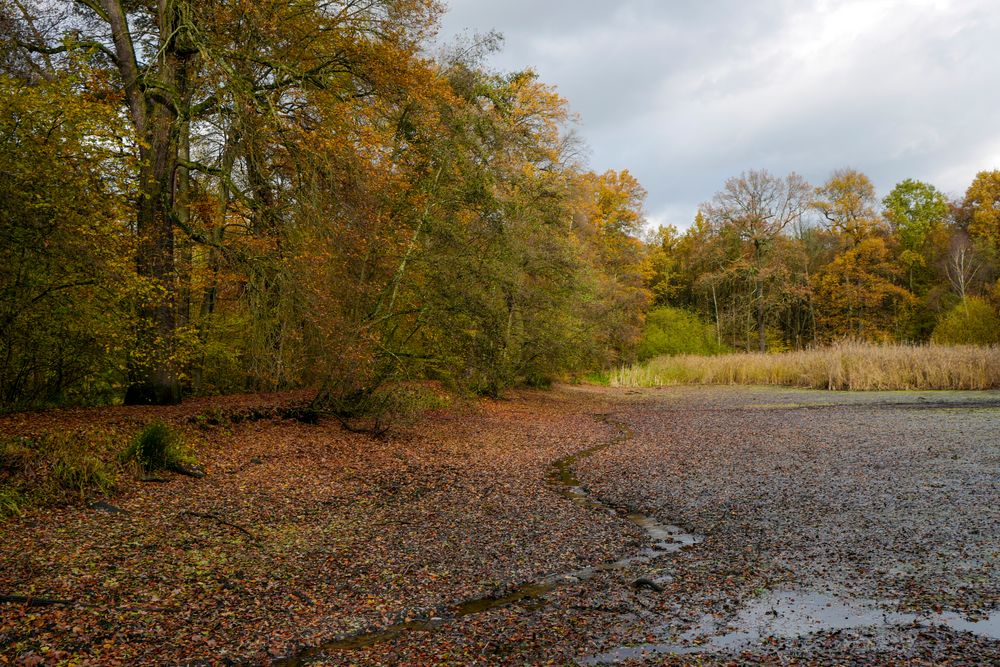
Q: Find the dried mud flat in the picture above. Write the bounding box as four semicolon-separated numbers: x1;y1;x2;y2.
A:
1;386;999;665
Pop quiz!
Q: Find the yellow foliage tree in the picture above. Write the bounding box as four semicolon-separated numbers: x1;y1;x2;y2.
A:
963;170;1000;249
812;237;915;341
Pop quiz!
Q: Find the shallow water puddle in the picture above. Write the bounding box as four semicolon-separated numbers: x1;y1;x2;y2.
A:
277;415;701;664
581;589;1000;664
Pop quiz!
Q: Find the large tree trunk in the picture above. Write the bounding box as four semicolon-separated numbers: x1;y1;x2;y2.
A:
176;123;192;332
104;0;192;404
124;109;182;404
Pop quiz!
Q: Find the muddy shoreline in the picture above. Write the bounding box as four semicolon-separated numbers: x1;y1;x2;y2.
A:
277;414;703;665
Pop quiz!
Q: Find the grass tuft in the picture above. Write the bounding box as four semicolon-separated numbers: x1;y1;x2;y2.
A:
52;454;116;499
0;487;26;519
1;421;204;521
612;342;1000;391
121;421;193;472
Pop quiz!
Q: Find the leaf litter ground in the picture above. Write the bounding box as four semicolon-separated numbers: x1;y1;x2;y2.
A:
1;386;998;665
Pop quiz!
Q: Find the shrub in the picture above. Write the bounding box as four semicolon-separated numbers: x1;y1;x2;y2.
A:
192;406;230;430
122;421;192;472
932;297;1000;345
0;73;135;411
637;307;726;361
315;381;451;434
581;370;611;386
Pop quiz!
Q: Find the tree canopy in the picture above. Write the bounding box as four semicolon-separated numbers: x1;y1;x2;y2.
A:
1;2;998;412
0;0;650;411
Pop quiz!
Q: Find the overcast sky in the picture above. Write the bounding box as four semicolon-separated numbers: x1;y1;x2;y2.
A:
437;0;1000;229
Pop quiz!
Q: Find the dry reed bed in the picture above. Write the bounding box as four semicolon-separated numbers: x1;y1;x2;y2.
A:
611;343;1000;391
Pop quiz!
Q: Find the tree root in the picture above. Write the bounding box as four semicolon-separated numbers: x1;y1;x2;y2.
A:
0;594;76;607
0;594;179;613
180;510;257;541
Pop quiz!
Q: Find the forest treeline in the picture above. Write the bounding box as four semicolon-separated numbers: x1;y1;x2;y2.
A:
644;168;1000;357
1;0;649;410
2;2;999;413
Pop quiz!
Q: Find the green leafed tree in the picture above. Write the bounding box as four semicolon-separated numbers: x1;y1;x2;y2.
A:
882;178;949;292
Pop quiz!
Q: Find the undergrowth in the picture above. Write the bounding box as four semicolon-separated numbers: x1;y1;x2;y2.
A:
612;342;1000;391
0;430;120;520
580;370;611;386
637;307;728;360
1;421;198;520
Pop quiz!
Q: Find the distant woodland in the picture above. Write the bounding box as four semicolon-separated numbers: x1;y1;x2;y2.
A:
643;168;1000;359
2;1;999;412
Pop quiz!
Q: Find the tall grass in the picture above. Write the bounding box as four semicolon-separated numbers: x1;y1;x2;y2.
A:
611;342;1000;391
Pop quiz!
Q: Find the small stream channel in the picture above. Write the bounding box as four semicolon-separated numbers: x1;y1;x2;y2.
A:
276;414;702;665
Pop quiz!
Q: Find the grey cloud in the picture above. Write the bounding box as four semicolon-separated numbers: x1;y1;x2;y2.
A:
439;0;1000;227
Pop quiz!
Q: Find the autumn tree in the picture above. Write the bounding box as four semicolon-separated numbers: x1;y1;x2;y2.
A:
11;0;441;404
812;237;915;341
0;68;135;406
54;0;202;404
647;212;739;349
576;169;652;362
702;170;812;352
814;168;882;244
1;1;665;415
644;225;685;307
963;170;1000;249
638;167;1000;350
296;60;646;406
